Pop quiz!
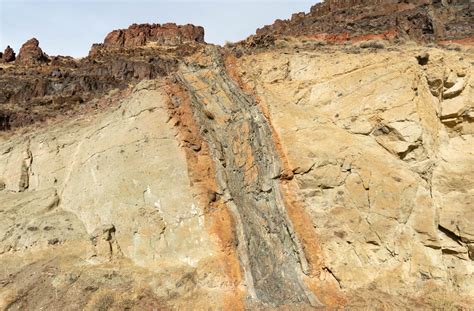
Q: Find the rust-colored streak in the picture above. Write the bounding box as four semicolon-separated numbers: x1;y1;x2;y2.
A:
439;36;474;46
224;54;347;308
164;81;244;310
306;29;398;43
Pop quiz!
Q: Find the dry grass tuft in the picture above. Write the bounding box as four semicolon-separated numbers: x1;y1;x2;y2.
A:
359;40;386;49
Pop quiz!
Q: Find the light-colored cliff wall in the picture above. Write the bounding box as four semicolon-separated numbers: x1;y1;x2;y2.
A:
235;43;473;306
0;80;236;309
0;43;473;309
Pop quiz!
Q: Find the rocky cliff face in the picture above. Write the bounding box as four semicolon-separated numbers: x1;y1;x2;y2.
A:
0;1;473;309
89;23;205;57
1;46;15;63
255;0;473;43
16;38;49;66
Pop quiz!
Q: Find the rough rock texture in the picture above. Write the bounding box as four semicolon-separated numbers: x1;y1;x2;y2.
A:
176;48;324;307
254;0;473;44
90;23;205;55
1;1;474;309
231;42;473;307
2;46;16;63
16;38;48;66
0;80;238;309
0;44;198;130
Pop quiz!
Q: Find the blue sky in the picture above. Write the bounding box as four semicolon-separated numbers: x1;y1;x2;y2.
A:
0;0;318;57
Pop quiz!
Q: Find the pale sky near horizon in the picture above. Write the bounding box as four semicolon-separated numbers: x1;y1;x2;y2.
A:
0;0;319;57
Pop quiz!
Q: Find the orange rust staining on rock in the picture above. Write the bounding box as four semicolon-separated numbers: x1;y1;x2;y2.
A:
224;54;346;308
302;29;397;44
164;80;244;309
282;181;346;307
311;32;351;43
350;29;398;42
439;36;474;46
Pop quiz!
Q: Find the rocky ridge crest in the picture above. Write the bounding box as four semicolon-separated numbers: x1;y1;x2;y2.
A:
254;0;473;44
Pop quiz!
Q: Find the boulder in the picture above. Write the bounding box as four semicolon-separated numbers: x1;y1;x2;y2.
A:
416;52;430;65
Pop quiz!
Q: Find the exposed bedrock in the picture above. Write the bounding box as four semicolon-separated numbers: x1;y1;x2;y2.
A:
89;23;205;56
0;1;473;308
254;0;473;43
233;43;473;306
16;38;49;66
0;80;237;309
174;46;321;307
2;45;16;63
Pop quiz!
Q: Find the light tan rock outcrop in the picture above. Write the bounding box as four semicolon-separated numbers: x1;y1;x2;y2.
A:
234;43;473;307
0;80;238;309
1;39;473;309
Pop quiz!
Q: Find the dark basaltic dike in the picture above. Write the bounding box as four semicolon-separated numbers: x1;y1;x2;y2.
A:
175;46;321;307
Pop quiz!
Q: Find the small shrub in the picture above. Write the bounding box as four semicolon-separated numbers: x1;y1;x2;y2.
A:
87;292;115;311
444;44;462;52
359;40;386;49
224;40;235;48
275;40;289;49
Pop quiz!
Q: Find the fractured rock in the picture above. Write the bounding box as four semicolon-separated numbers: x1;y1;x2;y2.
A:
89;224;123;261
16;38;48;66
0;3;473;309
443;78;465;99
101;23;205;50
254;0;473;44
441;96;467;119
2;45;16;62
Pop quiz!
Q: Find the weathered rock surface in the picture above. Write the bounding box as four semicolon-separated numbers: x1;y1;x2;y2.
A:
0;44;198;130
176;48;323;307
92;23;205;54
16;38;49;66
0;1;473;309
0;80;238;309
233;42;473;308
2;46;16;63
254;0;473;44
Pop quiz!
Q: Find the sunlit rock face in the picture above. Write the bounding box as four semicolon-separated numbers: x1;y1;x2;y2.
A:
16;38;49;66
0;1;473;309
256;0;473;43
102;23;205;49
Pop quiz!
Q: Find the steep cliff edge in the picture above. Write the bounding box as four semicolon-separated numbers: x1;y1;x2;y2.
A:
1;1;474;309
254;0;473;44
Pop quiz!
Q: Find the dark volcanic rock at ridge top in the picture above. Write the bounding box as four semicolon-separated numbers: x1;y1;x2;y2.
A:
0;22;206;132
16;38;49;66
89;23;205;56
254;0;473;44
